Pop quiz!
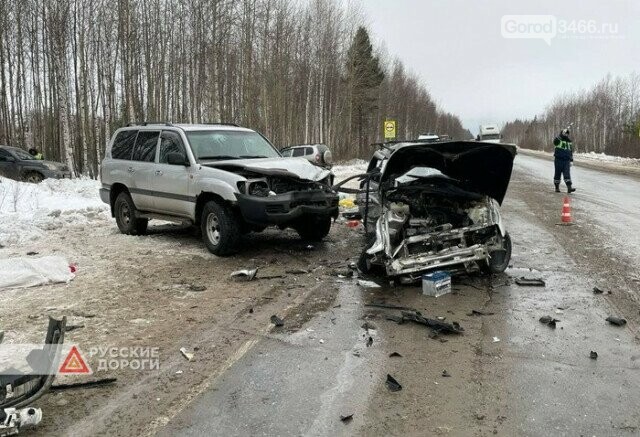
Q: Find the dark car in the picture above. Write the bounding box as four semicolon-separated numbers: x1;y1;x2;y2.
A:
0;146;71;183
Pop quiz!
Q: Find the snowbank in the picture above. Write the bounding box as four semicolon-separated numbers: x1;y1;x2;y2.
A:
0;177;108;247
578;151;640;167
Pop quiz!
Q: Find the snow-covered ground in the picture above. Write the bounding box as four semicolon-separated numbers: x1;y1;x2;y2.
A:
0;177;108;247
578;151;640;166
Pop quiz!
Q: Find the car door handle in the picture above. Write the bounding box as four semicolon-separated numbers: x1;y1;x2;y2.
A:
155;170;163;176
127;167;135;173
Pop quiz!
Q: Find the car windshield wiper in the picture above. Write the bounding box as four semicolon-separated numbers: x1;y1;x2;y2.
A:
238;155;269;159
198;155;239;161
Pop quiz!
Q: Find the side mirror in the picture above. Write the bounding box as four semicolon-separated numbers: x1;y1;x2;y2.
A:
166;152;189;166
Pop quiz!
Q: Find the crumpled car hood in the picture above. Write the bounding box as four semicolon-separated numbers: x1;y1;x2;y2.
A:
380;141;517;204
204;157;331;181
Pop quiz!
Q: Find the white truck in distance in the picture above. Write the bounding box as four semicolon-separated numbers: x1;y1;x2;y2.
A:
477;125;502;143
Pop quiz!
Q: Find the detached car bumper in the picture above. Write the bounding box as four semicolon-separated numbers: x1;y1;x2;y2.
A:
236;190;339;225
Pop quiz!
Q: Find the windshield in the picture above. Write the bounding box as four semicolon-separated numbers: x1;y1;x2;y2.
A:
186;130;280;161
11;148;36;160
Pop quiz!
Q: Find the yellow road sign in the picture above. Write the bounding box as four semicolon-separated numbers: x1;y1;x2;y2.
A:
384;120;396;140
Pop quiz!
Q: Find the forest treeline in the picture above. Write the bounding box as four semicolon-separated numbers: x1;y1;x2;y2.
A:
502;73;640;158
0;0;467;177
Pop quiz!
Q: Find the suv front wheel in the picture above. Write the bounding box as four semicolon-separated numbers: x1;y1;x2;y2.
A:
201;200;240;256
114;192;148;235
295;216;332;242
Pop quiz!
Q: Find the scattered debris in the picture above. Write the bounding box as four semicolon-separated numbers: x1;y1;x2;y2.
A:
539;316;560;328
422;271;452;297
25;251;39;256
248;308;254;314
593;286;604;294
467;310;495;316
366;303;415;311
389;352;402;358
399;311;464;335
50;377;117;391
492;337;501;343
285;268;309;275
386;374;402;392
474;413;486;421
590;351;598;360
358;279;381;288
361;322;376;331
340;413;354;423
179;347;194;362
606;316;627;327
319;339;325;344
515;277;546;287
65;324;85;332
188;284;207;292
385;315;404;324
441;370;451;377
270;315;285;327
230;269;258;281
366;336;373;347
0;407;42;435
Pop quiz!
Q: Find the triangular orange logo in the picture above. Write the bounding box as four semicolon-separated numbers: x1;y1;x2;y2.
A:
59;345;92;374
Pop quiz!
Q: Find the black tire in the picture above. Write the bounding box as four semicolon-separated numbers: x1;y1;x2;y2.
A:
481;232;512;274
114;192;148;235
23;171;44;184
200;200;240;256
295;216;332;242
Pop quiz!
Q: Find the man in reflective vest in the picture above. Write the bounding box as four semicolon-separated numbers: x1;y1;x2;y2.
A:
553;129;576;193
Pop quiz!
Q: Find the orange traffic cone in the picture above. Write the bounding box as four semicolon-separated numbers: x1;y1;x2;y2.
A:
560;196;573;224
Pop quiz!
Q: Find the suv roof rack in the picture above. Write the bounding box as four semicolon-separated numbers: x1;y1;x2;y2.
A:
126;122;173;127
200;122;239;127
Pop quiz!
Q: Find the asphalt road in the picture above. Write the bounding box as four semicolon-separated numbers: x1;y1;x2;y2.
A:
159;154;640;437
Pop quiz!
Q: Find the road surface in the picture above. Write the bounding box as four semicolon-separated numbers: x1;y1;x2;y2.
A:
159;153;640;437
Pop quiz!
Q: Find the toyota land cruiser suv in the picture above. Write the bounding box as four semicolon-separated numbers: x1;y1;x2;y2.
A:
100;123;339;255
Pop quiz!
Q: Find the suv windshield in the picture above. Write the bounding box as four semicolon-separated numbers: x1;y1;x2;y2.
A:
186;130;280;161
11;148;35;160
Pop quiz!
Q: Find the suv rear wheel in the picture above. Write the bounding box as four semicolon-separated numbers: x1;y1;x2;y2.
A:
295;216;332;242
114;192;148;235
23;171;44;184
200;200;240;256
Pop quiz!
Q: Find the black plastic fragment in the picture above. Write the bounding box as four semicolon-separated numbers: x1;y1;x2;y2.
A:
467;310;495;316
606;316;627;326
340;413;354;422
515;277;546;287
590;351;598;359
539;316;560;328
386;374;402;392
401;311;464;334
51;377;117;391
389;352;402;358
442;370;451;377
270;315;284;327
366;336;373;347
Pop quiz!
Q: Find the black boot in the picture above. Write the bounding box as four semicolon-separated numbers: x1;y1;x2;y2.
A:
554;183;560;193
567;183;576;193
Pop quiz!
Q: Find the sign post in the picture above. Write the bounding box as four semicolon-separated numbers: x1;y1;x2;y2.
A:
383;119;397;141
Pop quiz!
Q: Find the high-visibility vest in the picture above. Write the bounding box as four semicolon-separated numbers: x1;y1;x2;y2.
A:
555;140;571;151
35;153;43;160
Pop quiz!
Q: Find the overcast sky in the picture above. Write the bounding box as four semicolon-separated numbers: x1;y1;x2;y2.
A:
360;0;640;134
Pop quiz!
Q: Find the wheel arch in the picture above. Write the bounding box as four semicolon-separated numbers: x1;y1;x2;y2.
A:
195;192;232;226
109;183;131;217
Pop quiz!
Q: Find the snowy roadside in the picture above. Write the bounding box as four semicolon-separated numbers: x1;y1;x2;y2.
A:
517;148;640;175
0;176;109;248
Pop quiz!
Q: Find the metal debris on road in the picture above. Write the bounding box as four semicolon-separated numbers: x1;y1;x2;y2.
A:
539;315;560;328
0;407;42;436
590;351;598;359
340;413;354;423
606;316;627;326
399;311;464;335
179;347;194;362
467;310;495;316
357;279;381;288
386;374;402;392
492;337;501;343
230;269;258;281
270;315;285;327
50;377;117;391
515;277;546;286
593;286;611;295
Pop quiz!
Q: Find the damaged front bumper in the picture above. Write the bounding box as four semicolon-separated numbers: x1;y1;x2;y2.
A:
236;190;339;225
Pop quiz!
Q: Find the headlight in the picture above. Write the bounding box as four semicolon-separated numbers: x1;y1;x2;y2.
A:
248;181;270;197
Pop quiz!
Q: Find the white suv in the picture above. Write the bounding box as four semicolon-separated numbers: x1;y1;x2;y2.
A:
100;123;339;255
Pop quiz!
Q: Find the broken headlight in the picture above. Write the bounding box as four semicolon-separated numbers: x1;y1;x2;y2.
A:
248;181;270;197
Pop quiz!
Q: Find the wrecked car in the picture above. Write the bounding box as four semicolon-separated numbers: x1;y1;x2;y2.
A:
347;140;516;281
100;124;339;255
